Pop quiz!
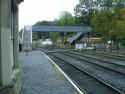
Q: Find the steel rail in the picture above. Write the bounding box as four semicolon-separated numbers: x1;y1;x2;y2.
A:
65;51;125;74
50;53;124;94
82;51;125;61
71;51;125;66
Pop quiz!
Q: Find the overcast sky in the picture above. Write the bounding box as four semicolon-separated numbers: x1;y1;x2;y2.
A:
19;0;79;30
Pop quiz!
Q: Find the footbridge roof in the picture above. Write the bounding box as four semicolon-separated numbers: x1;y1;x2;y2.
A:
32;25;92;33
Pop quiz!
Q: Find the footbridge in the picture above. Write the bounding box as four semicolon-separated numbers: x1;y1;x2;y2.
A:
20;25;92;50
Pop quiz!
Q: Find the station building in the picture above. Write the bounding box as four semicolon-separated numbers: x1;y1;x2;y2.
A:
0;0;23;94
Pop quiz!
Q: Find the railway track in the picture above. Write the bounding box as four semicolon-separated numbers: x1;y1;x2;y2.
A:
47;51;125;93
61;51;125;75
47;53;124;94
43;49;125;74
77;50;125;61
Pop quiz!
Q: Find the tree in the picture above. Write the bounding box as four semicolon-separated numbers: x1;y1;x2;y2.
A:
74;0;97;25
49;32;60;42
113;8;125;41
74;0;97;17
91;9;113;38
58;11;76;26
35;21;52;25
74;0;122;26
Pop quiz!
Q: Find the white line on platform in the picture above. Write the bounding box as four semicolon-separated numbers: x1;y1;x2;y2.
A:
41;51;86;94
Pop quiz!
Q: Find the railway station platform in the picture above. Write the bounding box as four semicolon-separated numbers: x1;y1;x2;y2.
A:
19;50;82;94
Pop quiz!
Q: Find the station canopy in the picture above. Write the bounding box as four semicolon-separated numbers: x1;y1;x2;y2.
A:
32;25;92;33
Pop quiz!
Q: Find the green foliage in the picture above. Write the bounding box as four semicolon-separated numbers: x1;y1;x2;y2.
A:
74;0;116;25
116;21;125;39
35;21;53;25
91;9;113;37
49;32;60;42
91;8;125;41
74;0;125;46
108;7;125;43
32;32;49;40
58;11;76;26
92;8;125;44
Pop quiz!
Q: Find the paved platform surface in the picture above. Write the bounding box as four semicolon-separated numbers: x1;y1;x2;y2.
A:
19;50;79;94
